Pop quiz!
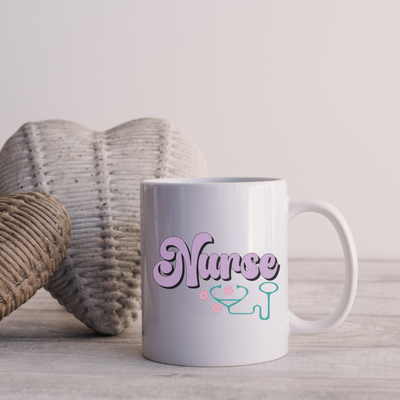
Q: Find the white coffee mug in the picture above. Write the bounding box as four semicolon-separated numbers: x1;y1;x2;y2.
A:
140;178;357;367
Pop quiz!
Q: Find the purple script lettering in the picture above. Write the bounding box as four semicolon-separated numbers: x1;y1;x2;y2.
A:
153;233;213;288
153;233;280;288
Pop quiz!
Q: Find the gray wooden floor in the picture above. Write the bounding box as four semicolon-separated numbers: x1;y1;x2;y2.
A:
0;260;399;400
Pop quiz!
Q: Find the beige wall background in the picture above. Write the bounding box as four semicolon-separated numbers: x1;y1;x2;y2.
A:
1;0;399;260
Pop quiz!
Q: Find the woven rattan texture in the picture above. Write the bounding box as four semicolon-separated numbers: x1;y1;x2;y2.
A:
0;118;208;335
0;192;71;320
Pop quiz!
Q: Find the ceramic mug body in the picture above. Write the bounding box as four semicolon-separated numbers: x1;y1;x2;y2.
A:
140;178;357;367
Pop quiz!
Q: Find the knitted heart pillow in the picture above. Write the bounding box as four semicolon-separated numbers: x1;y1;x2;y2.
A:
0;118;208;335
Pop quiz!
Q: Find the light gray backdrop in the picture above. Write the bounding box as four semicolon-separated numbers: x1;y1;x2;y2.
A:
1;0;399;260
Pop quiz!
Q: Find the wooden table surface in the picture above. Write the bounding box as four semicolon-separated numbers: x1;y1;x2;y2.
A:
0;260;399;400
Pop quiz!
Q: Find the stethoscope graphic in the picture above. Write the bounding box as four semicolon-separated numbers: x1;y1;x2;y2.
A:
209;282;279;320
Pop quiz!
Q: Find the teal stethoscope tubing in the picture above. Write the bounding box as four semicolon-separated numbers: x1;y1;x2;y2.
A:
210;282;279;320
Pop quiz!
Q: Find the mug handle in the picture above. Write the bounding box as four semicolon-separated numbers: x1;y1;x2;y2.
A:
288;198;358;335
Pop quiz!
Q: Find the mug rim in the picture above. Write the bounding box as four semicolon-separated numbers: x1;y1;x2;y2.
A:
141;177;284;185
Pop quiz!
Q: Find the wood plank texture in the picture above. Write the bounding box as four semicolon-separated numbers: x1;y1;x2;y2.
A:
0;260;399;399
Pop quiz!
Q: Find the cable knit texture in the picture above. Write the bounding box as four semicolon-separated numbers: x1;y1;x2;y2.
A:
0;118;208;335
0;192;71;321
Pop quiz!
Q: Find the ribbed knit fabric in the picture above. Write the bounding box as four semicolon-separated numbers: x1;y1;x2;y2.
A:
0;118;208;334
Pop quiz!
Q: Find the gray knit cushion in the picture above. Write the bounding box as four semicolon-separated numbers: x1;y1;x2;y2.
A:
0;118;208;335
